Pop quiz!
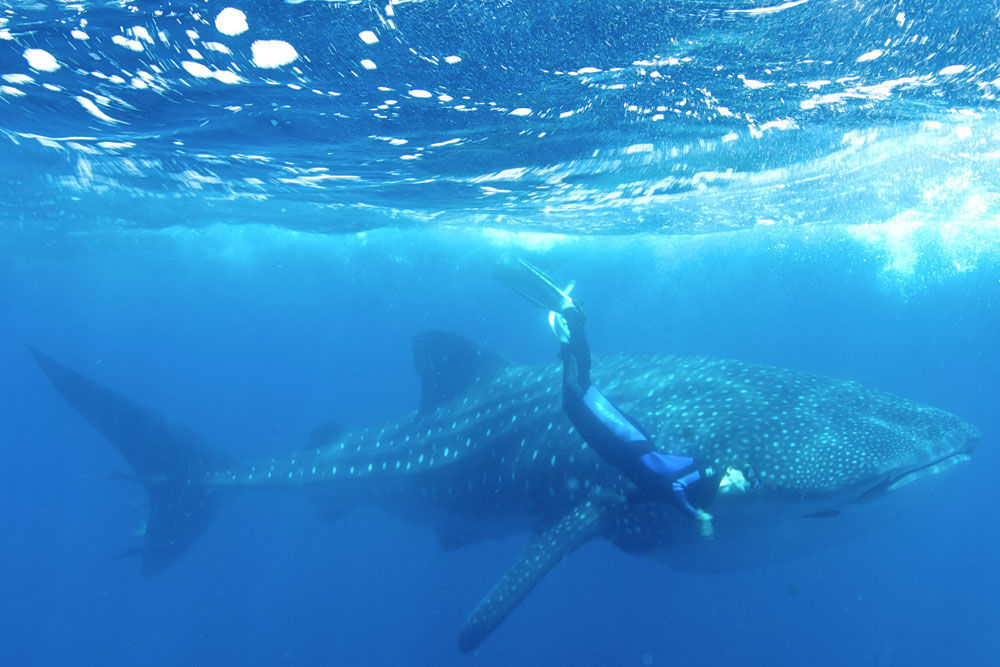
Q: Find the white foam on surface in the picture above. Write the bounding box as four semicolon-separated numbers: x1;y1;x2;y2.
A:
278;173;361;187
408;89;432;98
3;73;33;84
75;95;120;123
510;107;532;116
203;42;232;54
360;59;377;70
112;35;144;51
23;49;60;72
181;61;213;78
213;70;242;85
215;8;249;36
857;49;883;62
760;118;798;131
359;30;378;44
251;40;298;68
727;0;808;15
181;60;243;85
130;26;154;44
740;76;770;89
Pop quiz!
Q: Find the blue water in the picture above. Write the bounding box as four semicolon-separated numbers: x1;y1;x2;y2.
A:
2;1;999;665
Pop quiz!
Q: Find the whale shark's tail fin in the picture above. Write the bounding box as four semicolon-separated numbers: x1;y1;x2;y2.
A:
30;347;230;575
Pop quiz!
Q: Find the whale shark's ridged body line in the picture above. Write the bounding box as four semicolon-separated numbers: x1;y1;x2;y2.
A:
29;332;980;651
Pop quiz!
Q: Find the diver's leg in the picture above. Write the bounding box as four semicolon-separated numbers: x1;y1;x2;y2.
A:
496;259;717;528
556;308;715;531
557;308;658;479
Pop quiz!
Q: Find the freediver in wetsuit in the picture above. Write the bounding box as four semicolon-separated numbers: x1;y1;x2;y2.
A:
497;259;725;536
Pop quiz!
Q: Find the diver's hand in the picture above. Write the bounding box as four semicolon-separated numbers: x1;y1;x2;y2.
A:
695;509;715;539
550;305;585;344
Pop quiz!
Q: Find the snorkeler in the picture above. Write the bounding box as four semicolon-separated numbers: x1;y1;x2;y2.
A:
496;259;723;536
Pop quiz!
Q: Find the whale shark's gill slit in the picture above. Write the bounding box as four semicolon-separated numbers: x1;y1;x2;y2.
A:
458;496;613;653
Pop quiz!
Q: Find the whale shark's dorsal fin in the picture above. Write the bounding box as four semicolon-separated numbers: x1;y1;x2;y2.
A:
412;331;511;413
458;496;614;653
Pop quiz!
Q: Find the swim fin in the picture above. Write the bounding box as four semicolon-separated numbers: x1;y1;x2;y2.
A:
494;258;575;312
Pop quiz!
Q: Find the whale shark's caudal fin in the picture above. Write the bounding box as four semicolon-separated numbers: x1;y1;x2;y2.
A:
458;496;614;653
29;347;231;575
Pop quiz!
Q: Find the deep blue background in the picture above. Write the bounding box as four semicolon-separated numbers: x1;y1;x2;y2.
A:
2;0;998;663
1;227;996;666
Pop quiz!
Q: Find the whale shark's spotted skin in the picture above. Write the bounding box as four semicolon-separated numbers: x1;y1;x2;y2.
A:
210;353;974;505
31;338;979;652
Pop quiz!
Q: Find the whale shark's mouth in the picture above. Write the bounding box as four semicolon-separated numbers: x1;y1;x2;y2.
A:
858;448;974;501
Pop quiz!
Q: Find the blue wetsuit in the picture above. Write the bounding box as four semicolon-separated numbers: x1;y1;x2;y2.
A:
558;308;720;517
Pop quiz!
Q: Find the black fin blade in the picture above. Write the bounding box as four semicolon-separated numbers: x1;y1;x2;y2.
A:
30;346;228;574
412;331;511;413
458;498;611;653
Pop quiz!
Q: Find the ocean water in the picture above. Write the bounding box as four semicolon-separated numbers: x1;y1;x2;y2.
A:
1;1;998;665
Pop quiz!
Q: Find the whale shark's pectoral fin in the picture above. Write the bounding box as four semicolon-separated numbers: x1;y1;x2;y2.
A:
458;496;613;653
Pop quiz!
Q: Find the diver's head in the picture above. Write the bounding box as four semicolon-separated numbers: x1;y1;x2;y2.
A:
718;464;761;494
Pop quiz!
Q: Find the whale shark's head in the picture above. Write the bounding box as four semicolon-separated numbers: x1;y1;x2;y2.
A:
597;355;982;570
618;355;982;501
849;425;978;502
708;393;981;505
609;419;978;574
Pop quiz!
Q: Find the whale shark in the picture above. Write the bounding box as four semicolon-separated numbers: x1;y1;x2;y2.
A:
30;332;979;652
